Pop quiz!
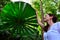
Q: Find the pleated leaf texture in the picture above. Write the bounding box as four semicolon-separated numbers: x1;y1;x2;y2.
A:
0;2;38;37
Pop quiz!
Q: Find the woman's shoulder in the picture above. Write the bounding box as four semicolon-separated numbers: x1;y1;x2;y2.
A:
49;22;60;31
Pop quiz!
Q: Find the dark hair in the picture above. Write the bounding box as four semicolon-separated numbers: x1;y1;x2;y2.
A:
44;13;57;32
44;23;49;32
48;14;57;23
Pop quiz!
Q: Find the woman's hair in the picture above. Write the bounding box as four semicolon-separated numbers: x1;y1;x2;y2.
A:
44;13;57;32
48;13;57;23
44;22;49;32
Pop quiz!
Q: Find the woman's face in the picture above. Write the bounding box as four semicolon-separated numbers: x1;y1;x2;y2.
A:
44;14;51;22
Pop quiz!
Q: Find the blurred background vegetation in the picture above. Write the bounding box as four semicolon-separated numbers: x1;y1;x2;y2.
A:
0;0;60;40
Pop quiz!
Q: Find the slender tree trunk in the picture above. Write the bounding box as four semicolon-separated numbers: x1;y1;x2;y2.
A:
40;0;44;40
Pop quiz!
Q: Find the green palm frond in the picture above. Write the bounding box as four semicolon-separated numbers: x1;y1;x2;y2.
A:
0;2;38;37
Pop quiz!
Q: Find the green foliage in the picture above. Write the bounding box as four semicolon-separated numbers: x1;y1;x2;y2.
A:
32;0;58;13
0;0;60;40
0;2;41;40
0;0;10;12
32;0;60;21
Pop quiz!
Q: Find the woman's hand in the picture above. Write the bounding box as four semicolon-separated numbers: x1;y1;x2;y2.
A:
36;10;44;29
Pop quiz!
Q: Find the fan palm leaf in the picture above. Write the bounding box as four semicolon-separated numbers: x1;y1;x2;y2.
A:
0;2;38;37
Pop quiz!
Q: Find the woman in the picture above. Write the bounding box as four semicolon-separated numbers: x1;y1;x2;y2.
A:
36;11;57;40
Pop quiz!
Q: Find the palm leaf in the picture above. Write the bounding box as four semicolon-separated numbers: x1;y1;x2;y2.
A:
0;2;38;37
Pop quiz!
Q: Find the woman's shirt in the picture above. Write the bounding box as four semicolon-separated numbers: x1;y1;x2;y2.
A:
44;22;60;40
44;32;48;40
47;22;60;40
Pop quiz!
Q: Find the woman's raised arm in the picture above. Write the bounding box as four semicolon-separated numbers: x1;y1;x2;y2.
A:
36;10;44;29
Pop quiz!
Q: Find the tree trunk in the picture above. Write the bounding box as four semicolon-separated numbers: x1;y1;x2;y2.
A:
40;0;44;40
